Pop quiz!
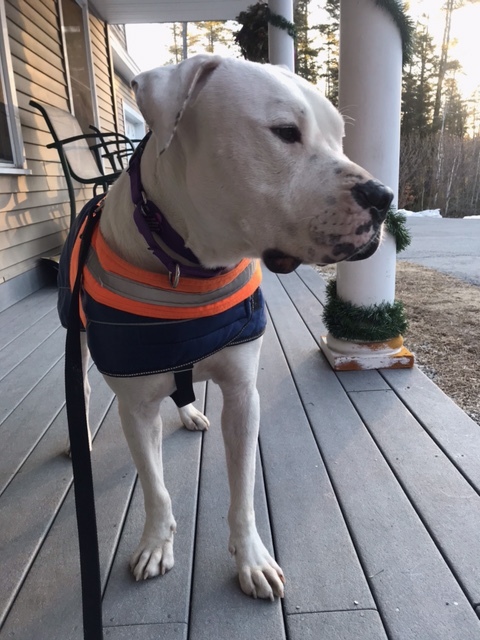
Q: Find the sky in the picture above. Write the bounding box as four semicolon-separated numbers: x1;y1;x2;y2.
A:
126;1;480;99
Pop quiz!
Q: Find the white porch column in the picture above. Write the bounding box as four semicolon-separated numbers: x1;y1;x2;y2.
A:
268;0;295;71
320;0;413;370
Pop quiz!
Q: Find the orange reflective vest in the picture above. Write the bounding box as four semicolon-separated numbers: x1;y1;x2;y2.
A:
58;195;266;378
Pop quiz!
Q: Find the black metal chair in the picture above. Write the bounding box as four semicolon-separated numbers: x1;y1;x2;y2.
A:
89;124;140;173
30;99;135;229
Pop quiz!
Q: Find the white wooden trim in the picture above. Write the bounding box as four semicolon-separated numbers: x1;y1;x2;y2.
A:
0;0;27;171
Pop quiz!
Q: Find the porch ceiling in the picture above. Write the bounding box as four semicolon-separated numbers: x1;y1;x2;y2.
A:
89;0;253;24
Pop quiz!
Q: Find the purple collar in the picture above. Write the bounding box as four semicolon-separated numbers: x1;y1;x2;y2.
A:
128;132;225;286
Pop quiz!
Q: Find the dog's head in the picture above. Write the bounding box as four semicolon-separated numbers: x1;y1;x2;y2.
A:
132;55;393;272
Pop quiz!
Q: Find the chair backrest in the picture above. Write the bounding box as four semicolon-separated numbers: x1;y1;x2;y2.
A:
30;100;104;182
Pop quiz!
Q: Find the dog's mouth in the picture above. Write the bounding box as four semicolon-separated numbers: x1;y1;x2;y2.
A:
263;249;302;274
345;229;382;262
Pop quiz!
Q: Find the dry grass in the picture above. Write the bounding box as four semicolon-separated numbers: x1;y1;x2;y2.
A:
316;262;480;425
395;261;480;425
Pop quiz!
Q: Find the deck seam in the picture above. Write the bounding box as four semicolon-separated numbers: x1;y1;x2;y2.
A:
377;369;480;498
0;324;64;383
0;352;65;428
102;474;140;598
0;394;116;628
264;296;390;640
0;306;58;353
349;390;479;613
0;361;96;498
287;606;379;616
256;424;289;638
273;271;478;616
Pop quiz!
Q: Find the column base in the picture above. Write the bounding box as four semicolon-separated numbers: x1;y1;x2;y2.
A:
320;334;414;371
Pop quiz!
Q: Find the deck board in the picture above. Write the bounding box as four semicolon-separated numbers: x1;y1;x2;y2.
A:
1;268;480;640
258;313;377;616
350;389;480;605
263;268;480;640
188;381;285;640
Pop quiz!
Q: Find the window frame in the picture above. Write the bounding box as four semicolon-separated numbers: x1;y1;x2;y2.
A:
0;0;28;174
59;0;100;131
123;101;145;141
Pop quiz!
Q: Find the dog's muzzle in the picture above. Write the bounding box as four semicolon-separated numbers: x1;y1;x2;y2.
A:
346;228;382;262
346;180;393;262
262;249;302;274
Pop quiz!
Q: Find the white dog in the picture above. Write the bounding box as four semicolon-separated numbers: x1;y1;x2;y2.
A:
63;54;393;601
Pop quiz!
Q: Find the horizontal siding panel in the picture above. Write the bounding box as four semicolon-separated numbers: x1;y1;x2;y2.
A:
0;216;69;251
0;173;66;198
1;186;90;214
9;37;64;85
22;140;64;164
0;217;69;250
0;201;69;233
21;0;58;27
24;159;66;179
19;91;70;121
8;21;63;72
12;57;67;101
0;230;67;273
6;0;60;45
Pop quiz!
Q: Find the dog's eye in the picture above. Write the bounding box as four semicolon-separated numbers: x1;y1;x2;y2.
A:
271;125;302;144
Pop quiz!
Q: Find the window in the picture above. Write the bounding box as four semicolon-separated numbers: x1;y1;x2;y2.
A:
60;0;97;133
0;0;27;171
123;102;145;143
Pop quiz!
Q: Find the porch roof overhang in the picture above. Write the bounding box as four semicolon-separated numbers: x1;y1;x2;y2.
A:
89;0;254;24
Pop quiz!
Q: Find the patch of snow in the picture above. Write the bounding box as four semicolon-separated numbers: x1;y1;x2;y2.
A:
463;215;480;219
398;208;442;218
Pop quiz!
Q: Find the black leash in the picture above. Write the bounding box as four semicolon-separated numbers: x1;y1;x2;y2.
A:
65;202;104;640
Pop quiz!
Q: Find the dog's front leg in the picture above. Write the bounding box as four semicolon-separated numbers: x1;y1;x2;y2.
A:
217;344;285;600
104;375;177;581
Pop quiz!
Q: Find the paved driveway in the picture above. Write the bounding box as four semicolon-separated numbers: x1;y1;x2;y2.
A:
398;217;480;286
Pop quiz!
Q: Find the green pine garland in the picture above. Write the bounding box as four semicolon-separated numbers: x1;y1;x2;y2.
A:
385;208;412;253
235;1;413;65
323;279;408;342
375;0;414;65
267;10;296;39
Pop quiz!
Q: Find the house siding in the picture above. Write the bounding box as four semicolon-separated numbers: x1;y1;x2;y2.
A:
0;0;134;304
0;0;71;286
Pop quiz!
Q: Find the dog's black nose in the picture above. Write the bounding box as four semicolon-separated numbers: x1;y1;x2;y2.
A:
351;180;394;223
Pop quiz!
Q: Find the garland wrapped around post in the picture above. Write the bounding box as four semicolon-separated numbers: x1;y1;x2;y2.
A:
322;209;411;344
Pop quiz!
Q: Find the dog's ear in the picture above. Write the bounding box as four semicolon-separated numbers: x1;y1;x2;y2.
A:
131;54;222;155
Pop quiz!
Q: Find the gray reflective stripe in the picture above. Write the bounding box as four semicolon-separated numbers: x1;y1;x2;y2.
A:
152;232;200;268
85;248;256;308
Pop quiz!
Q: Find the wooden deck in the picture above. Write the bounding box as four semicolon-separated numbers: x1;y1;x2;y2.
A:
1;265;480;640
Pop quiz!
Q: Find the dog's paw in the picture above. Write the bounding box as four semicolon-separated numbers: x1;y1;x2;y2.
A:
178;404;210;431
229;533;285;601
130;524;176;580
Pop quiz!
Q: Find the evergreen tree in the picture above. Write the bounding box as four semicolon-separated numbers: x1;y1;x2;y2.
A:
169;23;183;63
443;72;468;136
294;0;321;83
316;0;339;105
401;21;439;136
194;21;234;54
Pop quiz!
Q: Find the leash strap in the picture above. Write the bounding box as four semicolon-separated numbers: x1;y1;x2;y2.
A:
65;202;104;640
